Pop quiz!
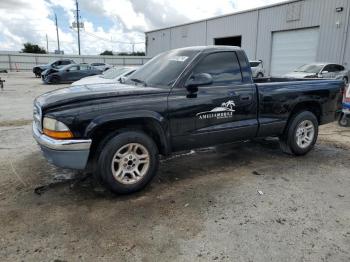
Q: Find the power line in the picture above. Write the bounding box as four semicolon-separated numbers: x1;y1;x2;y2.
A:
72;28;144;45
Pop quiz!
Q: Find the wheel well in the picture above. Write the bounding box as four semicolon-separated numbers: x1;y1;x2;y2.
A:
87;118;169;169
288;102;322;124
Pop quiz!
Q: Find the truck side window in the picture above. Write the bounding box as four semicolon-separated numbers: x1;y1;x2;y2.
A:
192;52;242;86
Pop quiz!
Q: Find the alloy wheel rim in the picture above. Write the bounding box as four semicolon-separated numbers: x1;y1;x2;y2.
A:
111;143;150;185
295;120;315;149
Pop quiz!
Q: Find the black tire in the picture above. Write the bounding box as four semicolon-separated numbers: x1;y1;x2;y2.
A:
338;114;350;127
50;75;60;84
257;73;264;78
279;111;319;156
34;68;42;78
96;131;159;194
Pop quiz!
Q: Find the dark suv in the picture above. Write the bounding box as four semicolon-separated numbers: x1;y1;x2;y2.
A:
33;59;75;77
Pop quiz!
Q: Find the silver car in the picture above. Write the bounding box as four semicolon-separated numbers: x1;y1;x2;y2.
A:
90;62;112;71
250;60;265;78
71;66;138;86
284;63;349;84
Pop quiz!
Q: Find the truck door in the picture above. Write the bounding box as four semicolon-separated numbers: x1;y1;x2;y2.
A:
168;51;258;151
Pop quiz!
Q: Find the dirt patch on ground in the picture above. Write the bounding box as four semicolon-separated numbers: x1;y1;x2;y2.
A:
0;119;32;127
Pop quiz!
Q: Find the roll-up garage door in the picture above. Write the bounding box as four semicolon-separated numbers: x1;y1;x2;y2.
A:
270;27;320;76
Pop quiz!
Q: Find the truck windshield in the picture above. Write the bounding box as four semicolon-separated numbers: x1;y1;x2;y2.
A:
294;64;324;73
124;49;199;87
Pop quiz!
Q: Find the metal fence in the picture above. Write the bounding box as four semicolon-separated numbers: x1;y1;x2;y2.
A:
0;52;152;71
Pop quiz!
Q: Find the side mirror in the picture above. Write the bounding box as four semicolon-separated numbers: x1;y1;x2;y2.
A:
66;69;70;72
185;73;213;93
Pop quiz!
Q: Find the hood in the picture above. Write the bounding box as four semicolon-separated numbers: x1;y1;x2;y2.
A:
283;72;317;78
42;68;59;76
71;75;114;86
37;64;50;70
35;83;169;109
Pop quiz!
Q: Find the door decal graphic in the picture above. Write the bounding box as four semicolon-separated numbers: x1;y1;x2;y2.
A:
197;100;236;120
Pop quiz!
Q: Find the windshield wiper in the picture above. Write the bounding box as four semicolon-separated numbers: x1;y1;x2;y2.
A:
130;78;147;87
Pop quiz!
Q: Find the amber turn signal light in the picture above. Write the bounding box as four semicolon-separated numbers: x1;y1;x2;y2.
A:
43;128;74;139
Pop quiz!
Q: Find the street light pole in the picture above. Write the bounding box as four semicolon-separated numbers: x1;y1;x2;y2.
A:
76;0;81;55
46;34;49;53
55;13;60;53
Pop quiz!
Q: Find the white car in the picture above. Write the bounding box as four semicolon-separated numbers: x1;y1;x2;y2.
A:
284;63;349;84
71;67;137;86
90;62;112;71
250;60;265;78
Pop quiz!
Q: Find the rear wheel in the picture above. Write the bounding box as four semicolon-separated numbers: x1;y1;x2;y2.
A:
96;131;159;194
338;113;350;127
279;111;318;155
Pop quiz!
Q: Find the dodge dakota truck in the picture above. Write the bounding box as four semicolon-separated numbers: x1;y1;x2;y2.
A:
33;46;345;194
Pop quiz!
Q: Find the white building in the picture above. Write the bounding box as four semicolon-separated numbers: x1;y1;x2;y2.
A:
145;0;350;76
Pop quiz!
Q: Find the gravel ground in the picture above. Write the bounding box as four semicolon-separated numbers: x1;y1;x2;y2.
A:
0;72;349;262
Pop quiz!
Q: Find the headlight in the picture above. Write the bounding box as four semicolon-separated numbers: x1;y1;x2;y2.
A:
43;117;73;139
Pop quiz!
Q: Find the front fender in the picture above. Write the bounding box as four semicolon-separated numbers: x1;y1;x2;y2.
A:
84;110;171;155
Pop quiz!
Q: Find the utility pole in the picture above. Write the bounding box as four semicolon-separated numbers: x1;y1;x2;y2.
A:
55;13;60;54
46;34;49;53
75;0;81;55
132;43;135;54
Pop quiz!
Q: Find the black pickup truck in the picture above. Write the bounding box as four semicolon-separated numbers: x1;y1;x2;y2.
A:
33;46;344;194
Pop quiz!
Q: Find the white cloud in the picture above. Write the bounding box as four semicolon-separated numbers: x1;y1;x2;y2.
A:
0;0;284;55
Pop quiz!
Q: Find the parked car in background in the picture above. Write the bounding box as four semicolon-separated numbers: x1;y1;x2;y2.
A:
284;63;349;84
71;66;138;86
90;62;112;71
250;60;265;78
33;46;344;194
33;59;75;78
42;64;102;84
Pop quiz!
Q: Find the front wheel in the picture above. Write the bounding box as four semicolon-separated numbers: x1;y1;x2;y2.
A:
279;111;319;156
96;131;159;194
34;69;42;78
257;73;264;78
50;75;60;84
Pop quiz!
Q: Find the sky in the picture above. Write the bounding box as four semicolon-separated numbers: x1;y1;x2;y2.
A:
0;0;285;55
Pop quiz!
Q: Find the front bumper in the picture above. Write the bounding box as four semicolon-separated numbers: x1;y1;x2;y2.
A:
32;123;92;170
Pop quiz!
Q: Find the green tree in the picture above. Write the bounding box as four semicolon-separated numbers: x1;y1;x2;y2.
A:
117;51;145;56
100;50;114;56
21;42;47;54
